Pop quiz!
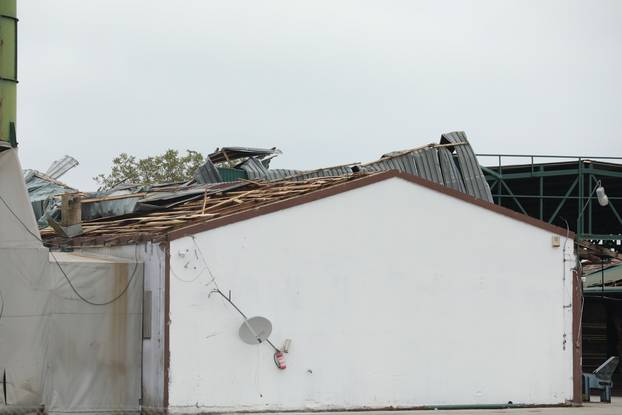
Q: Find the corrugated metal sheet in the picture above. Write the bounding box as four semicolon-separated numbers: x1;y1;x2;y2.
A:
264;169;305;181
193;159;222;184
188;133;491;203
44;155;79;179
23;169;77;226
82;197;142;221
232;138;489;202
208;147;281;164
414;148;444;185
438;147;466;193
238;157;270;179
360;153;418;176
218;167;247;182
359;147;445;185
440;131;493;202
290;166;354;181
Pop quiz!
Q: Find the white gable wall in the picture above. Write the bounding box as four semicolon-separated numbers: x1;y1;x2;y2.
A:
168;177;575;411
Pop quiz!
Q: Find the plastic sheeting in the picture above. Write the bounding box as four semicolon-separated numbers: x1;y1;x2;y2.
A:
1;149;143;414
0;150;41;249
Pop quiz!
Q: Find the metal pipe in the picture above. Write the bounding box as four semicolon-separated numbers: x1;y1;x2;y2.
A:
0;0;17;145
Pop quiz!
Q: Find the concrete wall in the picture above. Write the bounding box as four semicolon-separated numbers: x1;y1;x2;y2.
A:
168;177;575;411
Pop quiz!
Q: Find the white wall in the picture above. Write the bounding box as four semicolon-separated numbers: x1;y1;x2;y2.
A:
168;177;575;411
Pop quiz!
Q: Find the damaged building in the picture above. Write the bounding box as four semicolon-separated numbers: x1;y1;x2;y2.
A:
1;131;582;413
0;0;614;412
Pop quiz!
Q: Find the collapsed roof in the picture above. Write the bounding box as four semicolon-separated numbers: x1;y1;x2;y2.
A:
24;155;79;227
196;131;492;199
42;169;572;250
37;131;496;245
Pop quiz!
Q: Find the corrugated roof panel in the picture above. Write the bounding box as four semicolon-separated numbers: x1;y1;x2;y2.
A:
193;159;223;184
238;157;269;179
411;150;442;184
438;147;466;193
264;169;304;181
360;153;418;176
45;155;79;179
423;149;444;184
441;131;493;202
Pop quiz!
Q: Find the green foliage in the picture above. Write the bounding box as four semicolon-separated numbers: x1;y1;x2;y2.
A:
94;149;205;190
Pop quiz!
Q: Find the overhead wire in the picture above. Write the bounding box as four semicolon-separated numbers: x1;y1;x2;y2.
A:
49;247;140;306
0;193;139;306
191;236;219;289
191;236;282;353
0;194;46;243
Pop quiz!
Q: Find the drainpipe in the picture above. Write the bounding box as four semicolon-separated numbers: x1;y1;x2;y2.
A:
0;0;17;147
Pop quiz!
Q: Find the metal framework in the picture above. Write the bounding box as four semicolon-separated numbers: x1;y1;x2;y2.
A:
477;154;622;250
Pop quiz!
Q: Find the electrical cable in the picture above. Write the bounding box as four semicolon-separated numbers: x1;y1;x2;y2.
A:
49;248;139;306
170;262;205;283
191;238;282;352
191;236;219;289
0;194;46;243
1;193;139;306
176;233;286;363
169;246;209;283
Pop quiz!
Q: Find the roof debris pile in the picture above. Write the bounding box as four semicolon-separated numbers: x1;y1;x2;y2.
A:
34;131;495;244
195;132;492;199
24;155;78;226
41;174;371;246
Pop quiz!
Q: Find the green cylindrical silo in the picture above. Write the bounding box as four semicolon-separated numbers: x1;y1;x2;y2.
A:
0;0;17;145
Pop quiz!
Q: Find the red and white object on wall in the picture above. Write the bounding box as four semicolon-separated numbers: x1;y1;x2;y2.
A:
274;351;286;370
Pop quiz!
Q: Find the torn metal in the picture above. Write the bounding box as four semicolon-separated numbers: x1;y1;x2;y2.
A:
31;132;493;231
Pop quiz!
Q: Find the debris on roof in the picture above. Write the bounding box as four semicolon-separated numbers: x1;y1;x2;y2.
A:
44;155;79;179
195;132;493;204
41;174;370;246
24;157;78;227
193;158;222;184
208;146;282;164
34;131;495;242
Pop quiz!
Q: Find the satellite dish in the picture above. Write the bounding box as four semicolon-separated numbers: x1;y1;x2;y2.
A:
239;316;272;345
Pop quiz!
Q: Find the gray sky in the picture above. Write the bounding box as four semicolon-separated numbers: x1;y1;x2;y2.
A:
16;0;622;190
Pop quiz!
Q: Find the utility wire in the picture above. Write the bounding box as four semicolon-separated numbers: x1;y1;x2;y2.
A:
0;193;139;306
191;237;281;353
49;248;139;306
192;236;219;289
0;194;45;243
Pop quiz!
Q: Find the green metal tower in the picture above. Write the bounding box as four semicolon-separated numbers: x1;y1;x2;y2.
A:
0;0;17;147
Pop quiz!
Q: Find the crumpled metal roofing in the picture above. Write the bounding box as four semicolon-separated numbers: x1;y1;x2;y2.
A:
41;174;367;246
44;155;79;179
193;158;222;184
23;169;77;226
208;146;281;164
231;131;492;203
30;132;493;229
441;131;493;201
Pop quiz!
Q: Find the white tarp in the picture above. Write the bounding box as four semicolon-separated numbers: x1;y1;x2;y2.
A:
0;149;143;414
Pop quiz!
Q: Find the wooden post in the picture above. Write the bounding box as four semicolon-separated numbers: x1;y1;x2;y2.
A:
60;193;82;226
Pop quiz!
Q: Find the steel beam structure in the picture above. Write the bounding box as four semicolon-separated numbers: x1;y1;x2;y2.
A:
478;154;622;251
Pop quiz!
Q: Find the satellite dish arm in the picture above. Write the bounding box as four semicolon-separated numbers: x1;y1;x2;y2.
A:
210;288;281;352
